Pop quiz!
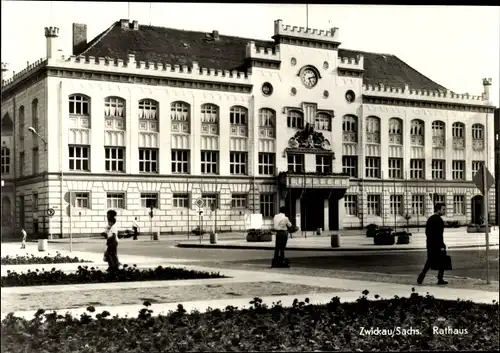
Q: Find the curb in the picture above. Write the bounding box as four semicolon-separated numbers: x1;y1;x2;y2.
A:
176;243;500;251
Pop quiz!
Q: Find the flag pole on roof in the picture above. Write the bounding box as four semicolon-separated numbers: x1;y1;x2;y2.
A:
306;4;309;29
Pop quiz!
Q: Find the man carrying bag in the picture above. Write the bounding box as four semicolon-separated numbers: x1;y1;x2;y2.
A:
417;202;451;285
272;206;298;268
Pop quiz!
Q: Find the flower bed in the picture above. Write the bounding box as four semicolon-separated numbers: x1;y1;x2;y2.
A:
1;253;89;265
1;291;498;352
1;265;226;287
246;229;273;242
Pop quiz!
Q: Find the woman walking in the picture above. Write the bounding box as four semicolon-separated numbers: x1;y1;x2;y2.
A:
102;210;120;272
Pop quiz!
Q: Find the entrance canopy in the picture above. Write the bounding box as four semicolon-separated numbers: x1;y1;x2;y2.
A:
278;171;350;190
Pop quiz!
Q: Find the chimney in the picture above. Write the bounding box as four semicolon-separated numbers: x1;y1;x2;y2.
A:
483;78;492;102
132;20;139;30
1;62;8;83
120;19;129;30
45;26;60;59
212;30;219;40
72;23;87;55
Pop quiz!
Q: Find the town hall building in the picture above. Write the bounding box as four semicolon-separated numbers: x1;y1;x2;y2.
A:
1;19;497;238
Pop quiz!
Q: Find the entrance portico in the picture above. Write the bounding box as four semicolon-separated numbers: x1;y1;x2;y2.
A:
279;172;349;231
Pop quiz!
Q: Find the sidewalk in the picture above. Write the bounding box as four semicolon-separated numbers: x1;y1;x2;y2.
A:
177;229;500;251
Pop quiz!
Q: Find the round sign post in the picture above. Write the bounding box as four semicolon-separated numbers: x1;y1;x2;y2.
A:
46;208;55;240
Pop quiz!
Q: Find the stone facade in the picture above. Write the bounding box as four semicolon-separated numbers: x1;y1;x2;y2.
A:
0;19;497;237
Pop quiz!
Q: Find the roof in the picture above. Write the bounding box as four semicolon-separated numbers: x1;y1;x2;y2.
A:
79;21;447;92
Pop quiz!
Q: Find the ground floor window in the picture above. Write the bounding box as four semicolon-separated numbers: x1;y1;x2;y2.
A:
172;194;189;208
73;192;90;209
390;195;403;215
344;195;358;216
231;194;247;208
141;193;158;208
202;194;218;209
411;195;425;215
260;194;275;218
107;193;125;209
367;195;381;216
453;195;465;215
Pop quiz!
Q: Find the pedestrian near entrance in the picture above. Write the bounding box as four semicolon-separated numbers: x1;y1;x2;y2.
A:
101;210;120;272
272;206;295;268
417;202;449;285
20;228;27;249
132;217;139;240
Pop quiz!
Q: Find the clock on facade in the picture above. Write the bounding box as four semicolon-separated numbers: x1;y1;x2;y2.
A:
300;67;319;88
261;82;273;96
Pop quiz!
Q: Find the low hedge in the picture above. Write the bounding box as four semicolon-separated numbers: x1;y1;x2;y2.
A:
1;253;89;265
246;229;273;242
1;265;226;287
1;290;498;352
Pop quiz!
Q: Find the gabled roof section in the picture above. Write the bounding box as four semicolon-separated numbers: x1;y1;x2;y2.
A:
77;20;447;92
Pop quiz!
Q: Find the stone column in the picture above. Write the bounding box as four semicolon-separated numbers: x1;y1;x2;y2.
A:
323;198;329;231
295;197;301;231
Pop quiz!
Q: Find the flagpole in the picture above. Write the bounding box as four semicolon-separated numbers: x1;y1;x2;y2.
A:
483;77;492;285
306;4;309;29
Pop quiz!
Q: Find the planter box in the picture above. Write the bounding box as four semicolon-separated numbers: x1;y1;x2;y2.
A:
246;230;273;242
373;231;395;246
467;226;478;233
395;231;411;245
477;226;492;233
366;224;379;238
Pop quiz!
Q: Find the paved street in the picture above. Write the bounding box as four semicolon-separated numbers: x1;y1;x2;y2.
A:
46;238;499;281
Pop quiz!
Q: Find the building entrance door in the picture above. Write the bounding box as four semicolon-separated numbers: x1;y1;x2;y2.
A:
471;195;484;224
301;191;324;231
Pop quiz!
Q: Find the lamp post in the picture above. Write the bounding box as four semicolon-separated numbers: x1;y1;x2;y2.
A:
28;127;49;240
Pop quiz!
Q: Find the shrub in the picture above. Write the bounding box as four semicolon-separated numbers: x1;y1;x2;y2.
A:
191;227;205;236
374;228;395;246
1;293;498;352
1;252;89;265
395;231;411;245
1;265;226;287
365;223;378;238
246;229;273;242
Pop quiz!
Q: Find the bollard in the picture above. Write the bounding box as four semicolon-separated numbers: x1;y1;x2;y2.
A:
317;228;322;236
210;232;218;244
38;239;48;252
153;231;160;241
331;232;341;248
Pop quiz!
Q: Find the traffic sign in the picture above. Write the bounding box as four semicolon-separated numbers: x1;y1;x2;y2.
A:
195;197;205;208
47;208;55;217
473;165;495;196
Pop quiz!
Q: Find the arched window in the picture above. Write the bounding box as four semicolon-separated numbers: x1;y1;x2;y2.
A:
31;99;39;131
365;116;380;144
1;147;10;174
342;115;357;143
171;101;190;121
1;114;13;135
69;94;90;115
287;110;304;129
388;118;402;145
259;108;275;127
410;119;424;146
452;122;465;149
315;112;331;131
201;104;219;124
472;124;484;140
104;97;126;118
19;106;25;140
138;99;158;120
230;106;247;125
431;120;445;148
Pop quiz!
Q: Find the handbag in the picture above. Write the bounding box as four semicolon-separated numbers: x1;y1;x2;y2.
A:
431;254;452;271
287;224;299;234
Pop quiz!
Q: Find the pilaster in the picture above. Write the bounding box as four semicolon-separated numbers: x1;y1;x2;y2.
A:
190;95;201;175
91;95;104;173
158;97;171;175
219;101;230;176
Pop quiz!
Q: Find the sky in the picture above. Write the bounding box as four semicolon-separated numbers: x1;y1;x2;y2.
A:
1;2;499;106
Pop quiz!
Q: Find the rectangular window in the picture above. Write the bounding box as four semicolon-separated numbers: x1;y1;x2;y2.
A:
258;153;275;175
316;155;332;173
260;194;276;218
202;194;218;209
388;158;403;179
68;146;90;171
172;194;189;208
231;194;247;208
230;152;247;175
32;148;39;174
32;193;39;212
19;152;25;176
171;150;189;174
74;192;90;208
287;154;304;173
140;193;158;208
431;159;445;180
344;195;358;216
105;147;125;172
367;195;381;216
365;157;381;178
342;156;358;178
472;161;483;179
411;195;425;215
452;160;465;180
410;159;425;180
390;195;403;215
139;148;158;173
453;195;465;215
201;151;219;174
106;193;125;209
1;147;10;174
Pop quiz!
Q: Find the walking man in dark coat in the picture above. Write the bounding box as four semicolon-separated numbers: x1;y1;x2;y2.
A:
417;202;448;285
272;206;293;268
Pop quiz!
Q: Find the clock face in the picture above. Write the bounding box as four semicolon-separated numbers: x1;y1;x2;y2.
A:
300;68;318;88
